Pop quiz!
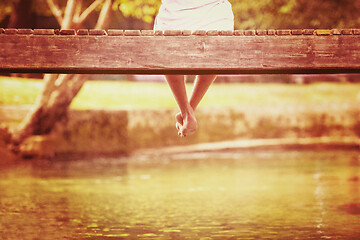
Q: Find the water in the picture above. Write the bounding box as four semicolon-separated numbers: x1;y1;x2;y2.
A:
0;150;359;240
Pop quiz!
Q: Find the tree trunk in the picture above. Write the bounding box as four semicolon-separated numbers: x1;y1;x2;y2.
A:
14;0;113;144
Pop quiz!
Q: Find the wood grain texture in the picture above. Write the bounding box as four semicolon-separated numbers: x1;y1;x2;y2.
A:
1;33;360;74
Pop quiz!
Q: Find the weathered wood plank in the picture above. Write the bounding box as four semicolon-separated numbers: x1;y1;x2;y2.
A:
291;29;303;35
256;30;267;36
4;28;18;34
0;33;360;74
17;29;33;34
33;29;55;35
89;29;107;35
60;29;76;35
107;29;124;36
124;30;141;36
77;29;89;35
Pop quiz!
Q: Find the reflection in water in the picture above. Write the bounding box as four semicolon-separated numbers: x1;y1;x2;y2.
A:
0;150;359;239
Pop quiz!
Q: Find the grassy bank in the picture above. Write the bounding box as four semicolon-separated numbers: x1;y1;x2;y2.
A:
1;76;360;109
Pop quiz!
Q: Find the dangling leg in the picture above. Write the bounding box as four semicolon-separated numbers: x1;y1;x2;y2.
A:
164;75;198;137
175;74;217;133
189;75;217;111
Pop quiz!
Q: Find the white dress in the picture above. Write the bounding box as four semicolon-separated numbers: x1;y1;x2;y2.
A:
154;0;234;31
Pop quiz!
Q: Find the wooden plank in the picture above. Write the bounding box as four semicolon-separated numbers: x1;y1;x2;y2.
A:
182;30;192;36
89;29;107;35
303;29;315;35
1;33;360;74
207;30;219;36
234;30;244;36
220;30;233;36
108;29;124;36
4;28;18;34
267;29;276;35
77;29;89;35
316;29;331;35
33;29;55;35
276;29;291;35
291;29;303;35
164;30;182;36
244;30;256;36
60;29;76;35
331;29;342;35
124;30;141;36
342;29;353;35
192;30;206;36
154;30;163;36
18;29;33;35
256;30;267;36
141;30;155;36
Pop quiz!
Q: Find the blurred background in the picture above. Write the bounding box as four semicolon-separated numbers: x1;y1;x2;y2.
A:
0;1;360;239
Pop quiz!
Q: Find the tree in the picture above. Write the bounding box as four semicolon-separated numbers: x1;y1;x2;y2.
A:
14;0;113;143
12;0;163;145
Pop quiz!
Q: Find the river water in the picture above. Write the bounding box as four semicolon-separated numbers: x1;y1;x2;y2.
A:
0;150;359;240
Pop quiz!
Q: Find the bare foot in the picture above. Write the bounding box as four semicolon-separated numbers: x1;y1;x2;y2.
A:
176;106;198;137
175;112;183;131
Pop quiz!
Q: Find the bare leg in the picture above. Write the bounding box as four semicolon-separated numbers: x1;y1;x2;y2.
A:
175;74;217;133
189;75;217;110
176;74;217;115
164;75;198;137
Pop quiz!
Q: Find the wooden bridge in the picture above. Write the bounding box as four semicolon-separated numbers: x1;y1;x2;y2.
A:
1;28;360;75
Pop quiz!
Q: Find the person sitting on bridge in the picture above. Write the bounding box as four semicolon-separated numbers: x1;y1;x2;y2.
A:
154;0;234;137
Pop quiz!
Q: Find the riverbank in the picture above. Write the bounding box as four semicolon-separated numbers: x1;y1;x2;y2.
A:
1;77;360;159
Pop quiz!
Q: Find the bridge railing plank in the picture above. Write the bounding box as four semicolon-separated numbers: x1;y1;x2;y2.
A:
0;29;360;74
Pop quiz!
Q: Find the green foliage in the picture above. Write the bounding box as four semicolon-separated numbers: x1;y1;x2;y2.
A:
231;0;360;29
114;0;161;23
